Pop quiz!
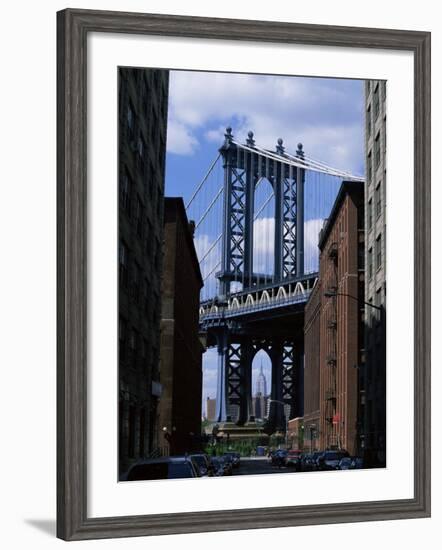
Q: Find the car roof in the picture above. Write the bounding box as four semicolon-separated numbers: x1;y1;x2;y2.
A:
131;456;193;466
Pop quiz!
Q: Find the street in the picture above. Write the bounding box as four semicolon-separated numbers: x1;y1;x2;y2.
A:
232;456;290;476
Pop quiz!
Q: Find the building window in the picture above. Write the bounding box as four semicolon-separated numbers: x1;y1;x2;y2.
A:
375;182;382;218
139;407;146;457
120;171;131;213
119;317;127;362
155;244;162;271
375;287;383;325
376;234;382;271
367;151;372;184
134;195;143;237
375;287;382;308
129;328;138;365
127;103;134;136
142;338;148;359
119;242;128;288
383;115;387;153
150;111;158;156
374;83;380;120
143;278;150;315
367;104;372;137
148;162;155;199
132;262;140;300
368;198;373;230
368;247;373;279
137;135;145;157
128;406;136;458
374;132;381;168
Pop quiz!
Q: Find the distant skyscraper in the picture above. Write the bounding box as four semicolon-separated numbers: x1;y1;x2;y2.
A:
255;362;268;397
206;397;216;421
253;363;269;419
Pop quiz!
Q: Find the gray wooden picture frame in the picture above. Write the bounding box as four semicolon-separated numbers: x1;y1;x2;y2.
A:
57;8;431;541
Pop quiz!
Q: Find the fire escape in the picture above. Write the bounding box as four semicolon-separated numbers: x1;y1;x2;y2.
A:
325;241;338;449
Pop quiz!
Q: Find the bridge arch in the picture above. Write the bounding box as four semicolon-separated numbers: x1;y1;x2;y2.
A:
245;294;255;307
276;286;287;300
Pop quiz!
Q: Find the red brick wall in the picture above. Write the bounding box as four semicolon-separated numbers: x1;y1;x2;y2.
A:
318;189;363;455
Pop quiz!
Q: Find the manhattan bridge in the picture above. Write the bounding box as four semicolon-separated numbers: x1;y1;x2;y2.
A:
185;127;363;433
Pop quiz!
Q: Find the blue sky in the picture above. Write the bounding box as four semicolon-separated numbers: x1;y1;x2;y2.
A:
164;70;364;414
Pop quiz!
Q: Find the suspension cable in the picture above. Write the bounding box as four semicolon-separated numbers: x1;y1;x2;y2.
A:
203;260;221;282
195;185;224;230
233;140;364;181
185;153;221;210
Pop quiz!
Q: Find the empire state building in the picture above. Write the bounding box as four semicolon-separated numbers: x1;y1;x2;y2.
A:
256;363;267;397
253;363;269;419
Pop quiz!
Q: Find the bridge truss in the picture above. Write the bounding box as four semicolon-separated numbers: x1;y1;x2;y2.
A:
186;128;363;430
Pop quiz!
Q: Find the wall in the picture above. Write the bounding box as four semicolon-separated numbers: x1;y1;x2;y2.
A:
0;0;439;549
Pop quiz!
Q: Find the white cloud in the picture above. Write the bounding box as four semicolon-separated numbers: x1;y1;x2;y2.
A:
202;348;218;402
166;119;198;155
253;217;275;274
304;217;325;273
194;233;220;277
167;71;364;174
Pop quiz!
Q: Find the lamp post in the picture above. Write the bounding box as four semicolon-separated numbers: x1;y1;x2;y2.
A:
309;424;316;453
323;290;383;314
268;399;289;448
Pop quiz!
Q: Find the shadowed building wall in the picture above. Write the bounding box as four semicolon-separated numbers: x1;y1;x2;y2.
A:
363;80;387;466
118;68;169;477
158;198;204;455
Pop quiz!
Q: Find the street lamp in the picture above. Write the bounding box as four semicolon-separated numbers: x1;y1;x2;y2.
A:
268;399;289;448
323;290;383;313
309;424;316;453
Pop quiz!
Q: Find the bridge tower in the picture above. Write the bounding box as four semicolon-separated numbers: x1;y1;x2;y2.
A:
213;128;306;431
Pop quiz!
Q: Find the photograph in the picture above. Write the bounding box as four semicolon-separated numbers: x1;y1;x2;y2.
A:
117;67;387;482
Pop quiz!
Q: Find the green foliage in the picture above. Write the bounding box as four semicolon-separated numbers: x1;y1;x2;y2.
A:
204;435;270;457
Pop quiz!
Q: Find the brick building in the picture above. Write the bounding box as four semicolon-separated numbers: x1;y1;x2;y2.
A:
206;397;216;421
158;198;204;455
118;67;169;477
317;181;365;456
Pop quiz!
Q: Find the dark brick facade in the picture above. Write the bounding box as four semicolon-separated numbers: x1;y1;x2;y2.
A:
158;198;204;455
118;68;169;477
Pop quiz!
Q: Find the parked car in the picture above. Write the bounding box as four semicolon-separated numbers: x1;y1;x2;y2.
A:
126;456;201;481
286;450;302;470
299;453;315;472
210;456;233;476
209;457;225;476
337;457;353;470
223;451;241;468
317;450;350;471
271;449;288;467
189;453;212;476
350;457;365;469
310;451;324;471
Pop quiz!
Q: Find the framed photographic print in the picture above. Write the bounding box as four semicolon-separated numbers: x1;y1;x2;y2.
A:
57;8;431;541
